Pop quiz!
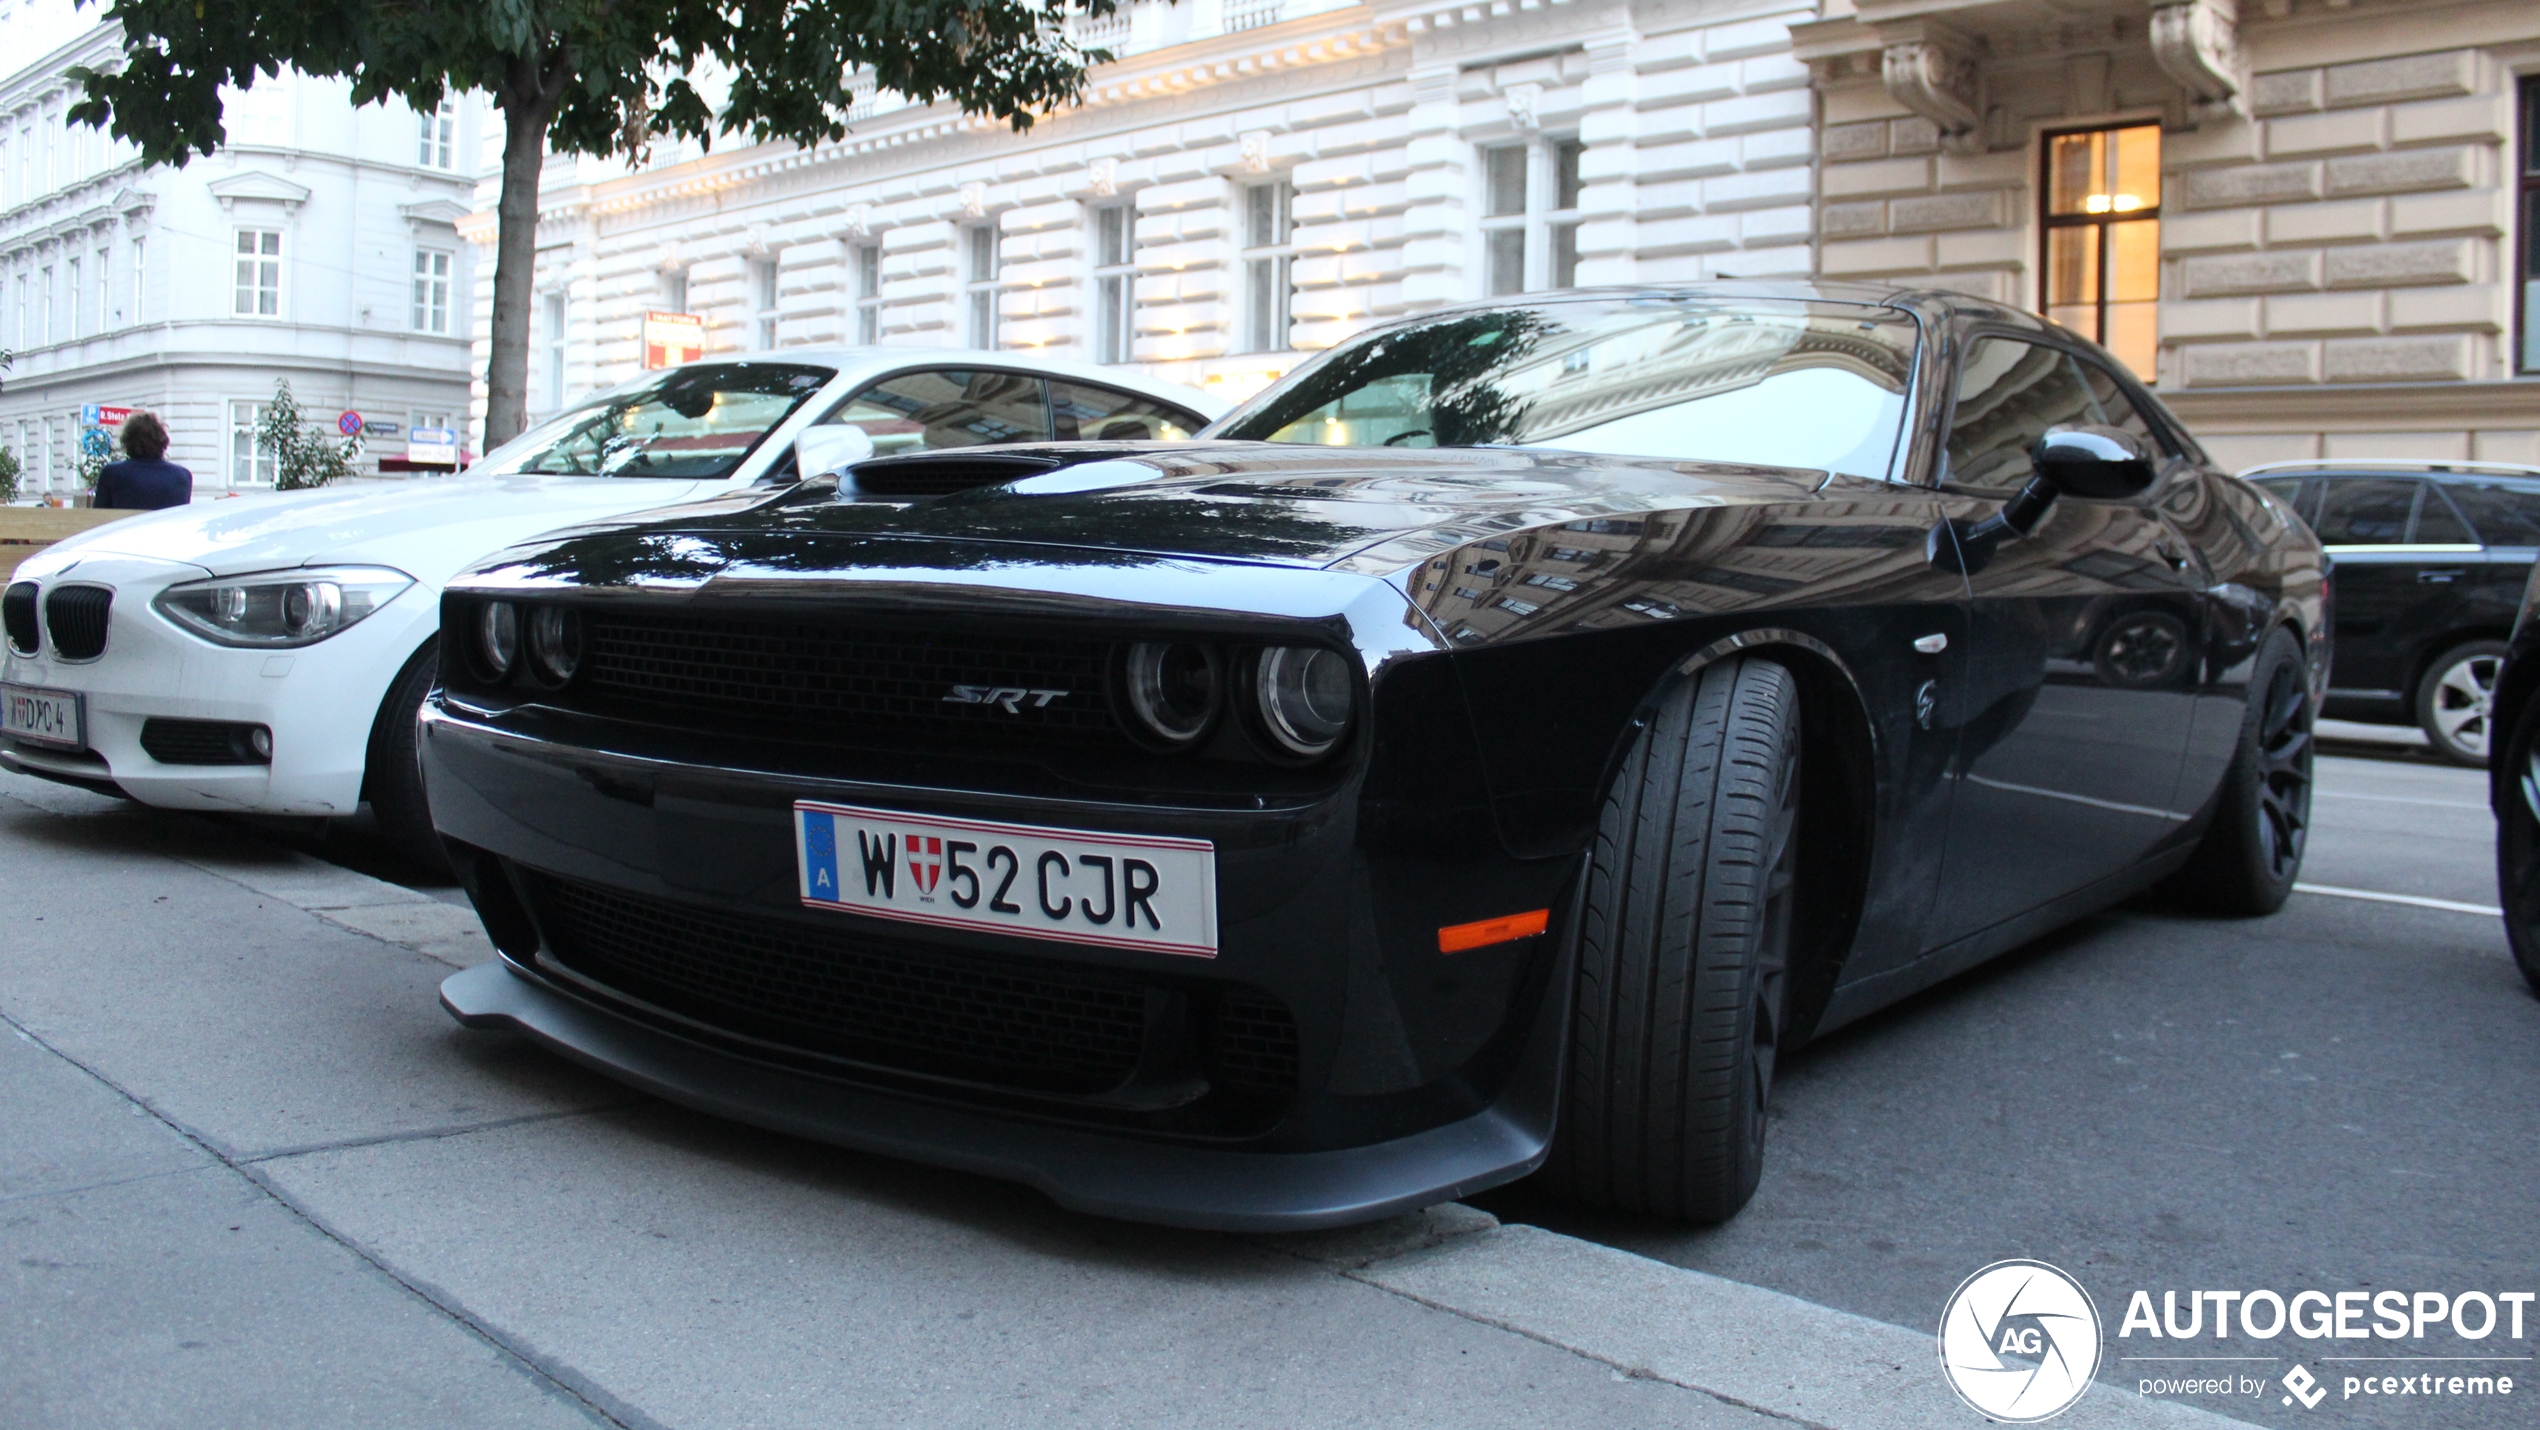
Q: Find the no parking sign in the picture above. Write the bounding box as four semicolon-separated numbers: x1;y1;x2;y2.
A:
337;410;364;437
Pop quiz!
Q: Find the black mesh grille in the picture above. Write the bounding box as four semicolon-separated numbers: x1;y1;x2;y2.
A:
534;875;1151;1093
577;614;1124;748
140;719;269;766
44;585;111;660
2;583;35;655
1213;992;1302;1091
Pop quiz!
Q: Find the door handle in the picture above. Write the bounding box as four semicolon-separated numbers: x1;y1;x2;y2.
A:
2417;569;2464;584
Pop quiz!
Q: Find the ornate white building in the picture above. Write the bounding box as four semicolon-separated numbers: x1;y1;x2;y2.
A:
468;0;1825;431
0;0;482;496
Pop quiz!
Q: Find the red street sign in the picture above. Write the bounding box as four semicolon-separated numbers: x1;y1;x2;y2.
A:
337;410;364;437
84;405;132;426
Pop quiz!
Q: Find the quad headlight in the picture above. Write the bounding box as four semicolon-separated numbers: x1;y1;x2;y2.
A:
464;601;583;687
1251;645;1356;760
1121;640;1221;750
471;601;521;680
154;566;413;649
527;606;583;684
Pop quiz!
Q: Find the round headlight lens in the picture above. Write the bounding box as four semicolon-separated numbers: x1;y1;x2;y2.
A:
527;606;582;684
1255;645;1355;759
1122;641;1221;748
476;602;519;679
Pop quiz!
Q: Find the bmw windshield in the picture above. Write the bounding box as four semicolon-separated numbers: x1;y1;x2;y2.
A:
471;362;836;480
1210;297;1919;482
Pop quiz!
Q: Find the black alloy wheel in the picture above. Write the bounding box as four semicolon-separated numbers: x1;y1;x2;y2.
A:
2169;628;2314;915
2494;695;2540;996
1541;654;1801;1222
2416;639;2508;768
366;640;453;877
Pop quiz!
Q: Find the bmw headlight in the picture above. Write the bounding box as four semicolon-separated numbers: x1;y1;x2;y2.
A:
154;566;414;649
1251;645;1356;760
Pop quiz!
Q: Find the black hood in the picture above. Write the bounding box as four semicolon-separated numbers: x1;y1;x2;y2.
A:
486;441;1831;579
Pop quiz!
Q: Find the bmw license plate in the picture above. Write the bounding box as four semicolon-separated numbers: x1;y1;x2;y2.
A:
0;683;84;750
794;800;1218;958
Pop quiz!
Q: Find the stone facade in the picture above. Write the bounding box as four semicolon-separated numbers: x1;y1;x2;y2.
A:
0;0;482;496
1793;0;2540;470
469;0;1823;433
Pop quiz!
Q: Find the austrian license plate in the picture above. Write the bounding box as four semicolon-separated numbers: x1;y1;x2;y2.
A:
794;800;1218;957
0;683;83;750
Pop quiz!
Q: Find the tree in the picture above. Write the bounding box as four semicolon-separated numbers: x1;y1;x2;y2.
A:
255;379;361;490
68;0;1113;448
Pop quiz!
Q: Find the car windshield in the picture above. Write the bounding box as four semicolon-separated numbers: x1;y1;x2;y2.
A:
471;362;836;480
1211;298;1919;481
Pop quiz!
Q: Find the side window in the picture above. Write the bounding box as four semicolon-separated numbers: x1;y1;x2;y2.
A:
1051;382;1203;442
821;369;1052;457
2310;478;2420;547
2436;481;2540;548
2249;476;2310;521
2412;484;2475;545
2070;357;2172;456
1944;337;2099;491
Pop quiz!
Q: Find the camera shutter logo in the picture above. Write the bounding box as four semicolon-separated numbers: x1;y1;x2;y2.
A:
1938;1260;2103;1422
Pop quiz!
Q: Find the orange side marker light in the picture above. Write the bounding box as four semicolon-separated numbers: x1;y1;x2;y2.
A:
1437;908;1550;954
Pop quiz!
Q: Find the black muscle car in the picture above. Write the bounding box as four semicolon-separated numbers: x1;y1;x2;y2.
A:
423;284;2327;1230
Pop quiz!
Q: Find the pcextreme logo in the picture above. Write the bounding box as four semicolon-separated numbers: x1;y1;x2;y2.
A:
1938;1260;2104;1422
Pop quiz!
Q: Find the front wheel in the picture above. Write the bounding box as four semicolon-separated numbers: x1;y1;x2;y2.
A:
2493;695;2540;997
2168;628;2313;915
2416;639;2507;767
1540;655;1801;1222
366;640;450;877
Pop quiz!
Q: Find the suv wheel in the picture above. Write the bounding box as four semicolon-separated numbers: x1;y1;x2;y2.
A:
2416;640;2507;767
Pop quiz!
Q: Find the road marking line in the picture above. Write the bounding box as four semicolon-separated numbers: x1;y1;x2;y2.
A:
2314;790;2489;811
2294;883;2501;917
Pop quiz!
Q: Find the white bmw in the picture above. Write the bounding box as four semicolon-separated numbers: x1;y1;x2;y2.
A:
0;351;1222;863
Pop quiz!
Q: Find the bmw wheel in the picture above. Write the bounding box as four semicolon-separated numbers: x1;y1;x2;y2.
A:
1542;654;1800;1222
2416;640;2507;767
2170;627;2313;915
366;640;452;877
2495;694;2540;997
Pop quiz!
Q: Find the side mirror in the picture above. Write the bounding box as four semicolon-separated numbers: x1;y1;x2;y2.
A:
1928;426;2160;576
791;425;875;485
2034;425;2158;500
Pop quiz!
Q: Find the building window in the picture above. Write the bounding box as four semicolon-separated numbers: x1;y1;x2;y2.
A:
544;290;567;410
39;263;52;342
411;248;452;333
11;272;23;348
964;225;1002;349
235;229;281;317
2042;123;2162;382
1480;138;1584;297
852;243;883;345
1092;203;1136;364
660;267;689;316
2519;76;2538;374
229;401;276;486
1241;180;1295;353
748;253;780;350
130;236;144;326
95;242;110;330
417;98;456;169
65;255;79;338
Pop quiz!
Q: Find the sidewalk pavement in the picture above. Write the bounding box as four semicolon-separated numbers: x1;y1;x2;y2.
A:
0;770;2253;1429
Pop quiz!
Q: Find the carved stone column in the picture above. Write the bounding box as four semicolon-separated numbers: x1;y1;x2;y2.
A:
2150;0;2246;125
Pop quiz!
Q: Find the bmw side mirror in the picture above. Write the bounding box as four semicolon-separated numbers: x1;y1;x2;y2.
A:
790;425;875;486
1930;426;2159;576
2034;426;2158;500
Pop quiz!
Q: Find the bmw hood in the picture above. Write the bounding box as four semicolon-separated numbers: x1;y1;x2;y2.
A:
468;442;1831;580
39;475;730;582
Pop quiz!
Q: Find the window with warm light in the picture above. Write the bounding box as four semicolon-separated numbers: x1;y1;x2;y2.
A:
2042;123;2161;382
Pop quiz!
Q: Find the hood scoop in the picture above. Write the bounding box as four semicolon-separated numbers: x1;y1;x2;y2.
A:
849;451;1062;498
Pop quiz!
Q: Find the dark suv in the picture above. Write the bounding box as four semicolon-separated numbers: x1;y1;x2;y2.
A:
2246;461;2540;764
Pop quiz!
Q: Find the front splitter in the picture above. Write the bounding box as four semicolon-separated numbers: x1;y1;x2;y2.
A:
438;960;1548;1232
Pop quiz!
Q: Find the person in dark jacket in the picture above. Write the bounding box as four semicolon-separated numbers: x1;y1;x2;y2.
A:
92;411;193;510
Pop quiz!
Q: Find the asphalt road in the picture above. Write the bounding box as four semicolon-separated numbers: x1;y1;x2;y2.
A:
3;727;2525;1428
1478;735;2537;1429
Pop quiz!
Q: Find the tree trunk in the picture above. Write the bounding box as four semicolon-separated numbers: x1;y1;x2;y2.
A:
482;86;556;451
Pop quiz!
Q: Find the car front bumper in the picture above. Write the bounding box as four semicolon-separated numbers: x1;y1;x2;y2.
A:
440;957;1553;1230
0;553;434;815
